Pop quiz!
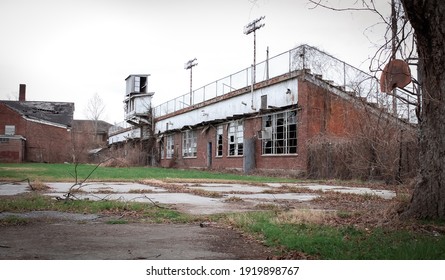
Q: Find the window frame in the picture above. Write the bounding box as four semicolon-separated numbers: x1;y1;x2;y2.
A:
228;120;244;156
262;109;297;155
216;125;223;157
166;134;174;159
182;130;197;158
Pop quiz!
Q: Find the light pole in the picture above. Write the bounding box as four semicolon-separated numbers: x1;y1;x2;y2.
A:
185;58;198;106
244;16;265;84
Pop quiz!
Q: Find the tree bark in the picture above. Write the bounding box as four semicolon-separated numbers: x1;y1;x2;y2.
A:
401;0;445;219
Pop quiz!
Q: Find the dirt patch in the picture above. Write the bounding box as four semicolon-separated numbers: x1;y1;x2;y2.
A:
0;215;271;260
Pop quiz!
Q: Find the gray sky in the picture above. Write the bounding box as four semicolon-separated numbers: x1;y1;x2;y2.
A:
0;0;390;124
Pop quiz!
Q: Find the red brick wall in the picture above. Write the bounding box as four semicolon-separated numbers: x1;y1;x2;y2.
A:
0;103;26;135
0;104;26;163
299;79;363;139
25;120;72;163
0;138;25;163
0;103;73;163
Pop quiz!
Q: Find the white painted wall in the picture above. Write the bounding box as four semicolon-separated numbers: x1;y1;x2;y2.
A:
155;79;298;134
108;127;141;144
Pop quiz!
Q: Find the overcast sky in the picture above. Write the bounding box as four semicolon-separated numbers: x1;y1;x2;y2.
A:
0;0;390;124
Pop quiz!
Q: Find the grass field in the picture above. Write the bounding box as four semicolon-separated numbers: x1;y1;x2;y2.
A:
0;163;297;183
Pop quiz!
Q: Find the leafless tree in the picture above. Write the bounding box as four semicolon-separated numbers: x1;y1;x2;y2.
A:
85;92;106;121
84;92;106;146
308;0;445;220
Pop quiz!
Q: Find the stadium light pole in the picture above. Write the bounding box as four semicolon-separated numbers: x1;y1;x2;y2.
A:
244;16;265;84
185;58;198;106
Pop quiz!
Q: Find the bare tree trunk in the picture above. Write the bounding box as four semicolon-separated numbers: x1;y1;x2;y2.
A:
401;0;445;219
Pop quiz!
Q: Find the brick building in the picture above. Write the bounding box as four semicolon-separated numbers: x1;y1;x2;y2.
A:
151;45;417;179
0;84;74;163
1;85;111;163
105;45;416;179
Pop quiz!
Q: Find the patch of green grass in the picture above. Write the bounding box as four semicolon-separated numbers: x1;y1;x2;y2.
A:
0;193;52;212
0;193;191;223
0;215;29;226
143;207;193;223
0;163;299;183
106;219;128;224
224;211;445;259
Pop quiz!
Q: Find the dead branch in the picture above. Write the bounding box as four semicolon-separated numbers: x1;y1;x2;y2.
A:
308;0;388;23
64;157;115;201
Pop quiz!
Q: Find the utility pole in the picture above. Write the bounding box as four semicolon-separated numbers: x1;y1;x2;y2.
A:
185;58;198;106
244;16;265;85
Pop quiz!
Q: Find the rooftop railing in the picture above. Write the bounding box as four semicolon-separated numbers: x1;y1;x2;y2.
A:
108;120;134;137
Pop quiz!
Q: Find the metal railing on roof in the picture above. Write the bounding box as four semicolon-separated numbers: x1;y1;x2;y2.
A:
153;44;418;123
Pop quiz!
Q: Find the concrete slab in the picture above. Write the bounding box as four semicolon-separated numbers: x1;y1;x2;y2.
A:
1;181;396;215
46;192;232;215
0;183;29;196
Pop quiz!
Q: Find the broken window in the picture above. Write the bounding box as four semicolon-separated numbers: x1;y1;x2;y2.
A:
182;130;197;157
262;109;297;155
228;120;243;156
166;134;174;159
216;125;223;157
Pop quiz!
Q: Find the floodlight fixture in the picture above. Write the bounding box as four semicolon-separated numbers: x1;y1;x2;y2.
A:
185;58;198;70
244;16;265;87
185;58;198;105
243;16;265;35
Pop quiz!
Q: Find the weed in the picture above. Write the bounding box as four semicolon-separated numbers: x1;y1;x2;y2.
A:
29;180;50;191
188;188;223;198
275;209;333;224
255;203;280;211
128;189;153;194
224;196;244;202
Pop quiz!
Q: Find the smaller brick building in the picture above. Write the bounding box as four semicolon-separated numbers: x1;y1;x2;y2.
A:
71;120;112;163
0;84;74;163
